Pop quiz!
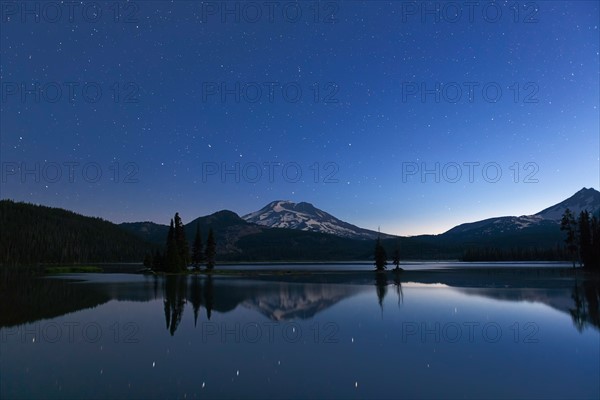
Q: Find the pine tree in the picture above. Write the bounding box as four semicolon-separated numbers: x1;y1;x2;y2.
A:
591;216;600;271
174;213;189;270
374;233;387;271
192;223;203;270
152;249;163;271
392;244;401;271
165;219;181;272
578;211;592;268
205;228;216;270
560;209;578;268
167;218;174;243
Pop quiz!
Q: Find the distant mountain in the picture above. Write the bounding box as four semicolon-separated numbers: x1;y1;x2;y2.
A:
119;210;261;249
119;221;169;245
444;188;600;238
242;200;393;240
442;214;557;238
119;188;598;262
535;187;600;220
4;188;596;266
120;209;373;261
437;188;600;259
185;211;264;255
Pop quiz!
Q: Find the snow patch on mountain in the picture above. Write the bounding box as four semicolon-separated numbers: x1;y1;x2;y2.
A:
242;200;393;240
535;188;600;221
444;188;599;237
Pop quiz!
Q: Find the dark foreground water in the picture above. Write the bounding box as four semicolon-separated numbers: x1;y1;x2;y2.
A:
1;266;599;399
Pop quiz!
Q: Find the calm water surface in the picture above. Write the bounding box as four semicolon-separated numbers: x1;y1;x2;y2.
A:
1;265;598;399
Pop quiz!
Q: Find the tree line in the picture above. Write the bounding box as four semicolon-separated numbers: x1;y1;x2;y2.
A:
461;245;568;262
460;210;600;265
0;200;155;265
560;209;600;270
144;212;216;273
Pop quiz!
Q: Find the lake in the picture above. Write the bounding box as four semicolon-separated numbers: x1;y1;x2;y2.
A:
1;264;599;399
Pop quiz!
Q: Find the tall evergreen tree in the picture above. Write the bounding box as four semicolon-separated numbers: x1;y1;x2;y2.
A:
191;223;203;270
165;219;181;272
591;216;600;271
152;249;164;272
205;228;216;270
174;213;189;269
560;209;578;268
392;244;401;271
374;233;387;271
578;211;592;269
167;218;174;243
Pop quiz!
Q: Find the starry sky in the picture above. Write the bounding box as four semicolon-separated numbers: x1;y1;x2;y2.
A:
1;1;598;235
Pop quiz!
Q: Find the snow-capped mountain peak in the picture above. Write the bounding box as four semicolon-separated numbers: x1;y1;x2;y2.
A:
443;187;600;237
535;187;600;221
242;200;392;240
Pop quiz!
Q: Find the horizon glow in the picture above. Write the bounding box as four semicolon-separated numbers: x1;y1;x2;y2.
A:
1;1;598;236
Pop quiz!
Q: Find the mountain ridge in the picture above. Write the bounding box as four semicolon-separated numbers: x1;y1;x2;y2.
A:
119;188;599;242
242;200;394;240
3;187;598;264
444;187;600;237
535;187;600;220
0;199;157;265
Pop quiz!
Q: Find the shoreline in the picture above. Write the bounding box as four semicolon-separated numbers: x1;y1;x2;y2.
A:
43;266;600;290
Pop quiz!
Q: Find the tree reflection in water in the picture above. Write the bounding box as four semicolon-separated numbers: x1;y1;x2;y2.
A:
393;270;404;308
1;269;598;337
375;272;388;315
163;275;187;336
569;277;600;332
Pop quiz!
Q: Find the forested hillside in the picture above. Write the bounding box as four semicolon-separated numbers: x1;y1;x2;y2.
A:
0;200;156;265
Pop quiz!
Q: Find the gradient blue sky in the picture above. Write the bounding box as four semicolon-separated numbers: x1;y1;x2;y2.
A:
1;1;598;235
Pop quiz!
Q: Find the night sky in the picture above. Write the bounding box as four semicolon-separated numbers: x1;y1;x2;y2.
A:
1;1;598;235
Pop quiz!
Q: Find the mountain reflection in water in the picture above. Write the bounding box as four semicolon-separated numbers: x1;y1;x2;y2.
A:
1;268;598;335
